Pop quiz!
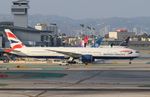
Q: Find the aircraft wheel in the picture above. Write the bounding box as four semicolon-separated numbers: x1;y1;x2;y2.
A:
85;63;88;65
3;59;9;63
66;64;69;66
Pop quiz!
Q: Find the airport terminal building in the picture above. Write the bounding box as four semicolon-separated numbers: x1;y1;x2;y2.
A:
0;22;62;48
0;0;62;48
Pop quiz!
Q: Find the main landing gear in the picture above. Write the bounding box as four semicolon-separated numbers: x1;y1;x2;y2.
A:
84;62;88;65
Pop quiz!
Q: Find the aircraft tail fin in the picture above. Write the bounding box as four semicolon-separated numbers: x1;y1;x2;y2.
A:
92;37;103;48
4;29;26;49
120;37;130;46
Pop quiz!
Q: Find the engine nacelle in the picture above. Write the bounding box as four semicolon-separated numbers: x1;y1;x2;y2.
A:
81;55;94;63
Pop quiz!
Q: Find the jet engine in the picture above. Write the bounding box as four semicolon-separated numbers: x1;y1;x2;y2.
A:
81;55;94;63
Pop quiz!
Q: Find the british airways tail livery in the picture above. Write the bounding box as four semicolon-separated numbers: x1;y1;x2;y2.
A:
4;29;139;64
5;29;25;49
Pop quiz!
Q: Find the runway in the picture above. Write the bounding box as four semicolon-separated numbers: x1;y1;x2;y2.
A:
0;89;150;97
0;58;150;96
0;70;150;97
1;70;150;89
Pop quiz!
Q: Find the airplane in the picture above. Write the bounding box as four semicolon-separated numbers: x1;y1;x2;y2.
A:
119;36;130;46
91;37;103;48
3;29;140;64
80;36;103;48
81;35;129;48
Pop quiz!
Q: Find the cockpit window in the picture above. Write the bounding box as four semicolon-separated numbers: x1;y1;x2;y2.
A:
129;51;133;54
135;51;140;53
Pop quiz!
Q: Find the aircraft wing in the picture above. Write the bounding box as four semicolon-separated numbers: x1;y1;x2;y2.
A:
46;49;82;58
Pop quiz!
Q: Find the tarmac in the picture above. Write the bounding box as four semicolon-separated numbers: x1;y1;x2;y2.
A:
0;57;150;96
0;90;150;97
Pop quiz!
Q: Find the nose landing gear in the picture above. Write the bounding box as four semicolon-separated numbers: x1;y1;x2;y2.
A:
129;59;133;64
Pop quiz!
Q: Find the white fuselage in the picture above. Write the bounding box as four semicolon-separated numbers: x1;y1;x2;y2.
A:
11;46;139;59
4;29;139;60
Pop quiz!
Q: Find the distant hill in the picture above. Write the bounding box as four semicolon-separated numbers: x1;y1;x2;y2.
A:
1;14;150;36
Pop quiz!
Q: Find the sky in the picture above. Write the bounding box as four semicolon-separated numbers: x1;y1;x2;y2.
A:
1;0;150;19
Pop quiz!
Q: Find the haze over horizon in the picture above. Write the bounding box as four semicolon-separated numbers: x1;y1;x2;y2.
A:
0;0;150;19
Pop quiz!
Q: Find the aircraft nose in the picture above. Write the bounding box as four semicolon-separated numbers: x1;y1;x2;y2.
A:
134;50;140;57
